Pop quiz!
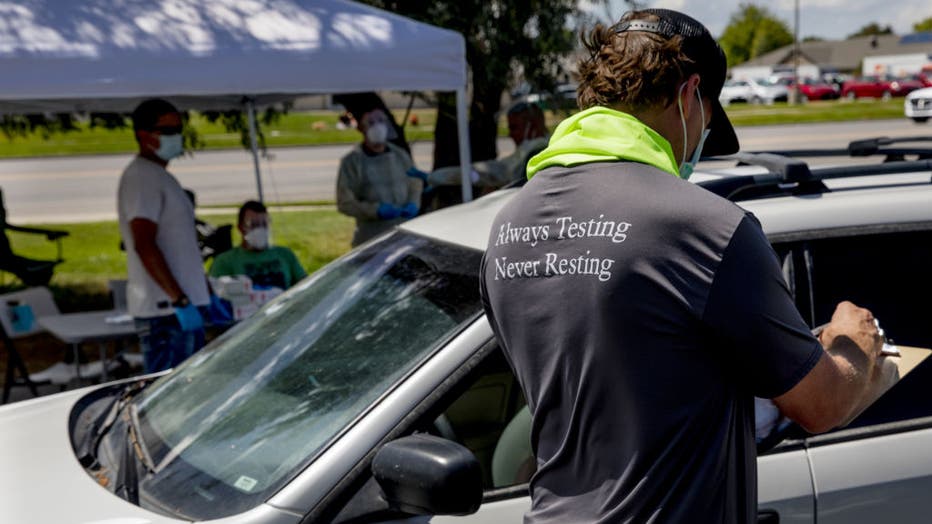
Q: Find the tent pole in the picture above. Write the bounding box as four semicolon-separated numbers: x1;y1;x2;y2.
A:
245;98;264;203
455;88;473;202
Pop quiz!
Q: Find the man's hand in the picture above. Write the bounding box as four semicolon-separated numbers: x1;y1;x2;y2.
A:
773;300;888;434
818;301;884;366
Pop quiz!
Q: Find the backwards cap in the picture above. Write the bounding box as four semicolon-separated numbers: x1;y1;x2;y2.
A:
612;9;739;156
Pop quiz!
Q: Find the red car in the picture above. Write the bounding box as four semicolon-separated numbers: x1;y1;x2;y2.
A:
793;78;840;101
841;76;887;99
884;75;925;96
842;75;923;100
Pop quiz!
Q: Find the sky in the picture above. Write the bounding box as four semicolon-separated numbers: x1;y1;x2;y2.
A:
585;0;931;40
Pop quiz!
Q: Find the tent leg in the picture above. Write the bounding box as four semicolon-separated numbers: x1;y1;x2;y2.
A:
245;99;265;203
455;89;473;203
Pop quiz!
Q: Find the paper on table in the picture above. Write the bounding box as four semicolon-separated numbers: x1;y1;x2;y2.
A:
104;313;133;324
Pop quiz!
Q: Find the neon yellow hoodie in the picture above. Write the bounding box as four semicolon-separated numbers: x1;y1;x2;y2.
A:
526;106;679;179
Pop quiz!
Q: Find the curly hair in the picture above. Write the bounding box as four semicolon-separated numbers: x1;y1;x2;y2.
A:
576;11;697;112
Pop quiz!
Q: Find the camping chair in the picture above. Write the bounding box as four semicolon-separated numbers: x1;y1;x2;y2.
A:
0;189;68;286
0;286;61;403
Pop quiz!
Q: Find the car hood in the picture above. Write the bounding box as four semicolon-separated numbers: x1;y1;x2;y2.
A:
907;86;932;99
0;388;180;524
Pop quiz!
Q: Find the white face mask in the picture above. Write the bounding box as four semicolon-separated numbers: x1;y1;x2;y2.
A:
677;83;709;180
244;227;270;250
155;133;184;161
365;122;389;145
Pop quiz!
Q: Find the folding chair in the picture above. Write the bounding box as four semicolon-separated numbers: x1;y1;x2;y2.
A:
0;287;61;403
0;189;68;286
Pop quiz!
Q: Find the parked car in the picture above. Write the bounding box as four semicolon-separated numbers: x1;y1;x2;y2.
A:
2;140;932;523
720;78;789;105
793;78;840;101
884;75;925;97
905;86;932;122
841;75;887;99
842;75;923;100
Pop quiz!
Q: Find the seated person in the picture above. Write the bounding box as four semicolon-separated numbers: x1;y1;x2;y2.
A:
208;201;306;289
424;102;550;192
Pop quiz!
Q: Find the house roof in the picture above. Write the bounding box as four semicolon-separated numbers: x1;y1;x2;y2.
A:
734;33;932;72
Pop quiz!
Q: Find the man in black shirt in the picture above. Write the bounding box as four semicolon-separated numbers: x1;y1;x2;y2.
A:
480;8;895;523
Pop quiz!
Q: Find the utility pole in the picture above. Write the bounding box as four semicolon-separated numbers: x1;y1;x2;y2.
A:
792;0;801;104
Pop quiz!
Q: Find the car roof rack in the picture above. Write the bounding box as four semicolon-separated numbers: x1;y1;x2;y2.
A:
699;155;932;201
725;136;932;163
700;136;932;201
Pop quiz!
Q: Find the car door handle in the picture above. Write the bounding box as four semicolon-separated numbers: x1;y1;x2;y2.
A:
758;509;779;524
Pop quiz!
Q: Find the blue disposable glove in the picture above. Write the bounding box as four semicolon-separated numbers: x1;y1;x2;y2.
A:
377;202;402;220
400;202;419;218
406;167;430;182
207;294;233;326
174;303;205;332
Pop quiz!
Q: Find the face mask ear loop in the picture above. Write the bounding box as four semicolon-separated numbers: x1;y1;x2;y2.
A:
677;82;688;168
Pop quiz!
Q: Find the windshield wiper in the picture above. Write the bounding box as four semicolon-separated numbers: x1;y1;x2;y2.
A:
114;402;156;505
126;403;157;473
76;380;148;468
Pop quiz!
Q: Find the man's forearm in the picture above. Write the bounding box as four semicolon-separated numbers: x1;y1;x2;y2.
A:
838;354;899;427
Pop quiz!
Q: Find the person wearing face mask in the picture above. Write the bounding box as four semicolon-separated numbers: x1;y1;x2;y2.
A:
336;108;423;247
117;99;211;373
422;102;550;198
209;200;306;290
480;9;894;524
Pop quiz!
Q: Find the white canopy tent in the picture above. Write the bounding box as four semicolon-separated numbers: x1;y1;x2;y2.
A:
0;0;473;201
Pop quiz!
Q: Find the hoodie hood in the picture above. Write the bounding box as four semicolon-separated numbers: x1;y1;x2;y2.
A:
526;106;679;179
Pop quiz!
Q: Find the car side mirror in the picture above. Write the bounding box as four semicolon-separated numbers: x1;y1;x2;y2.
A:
371;434;482;516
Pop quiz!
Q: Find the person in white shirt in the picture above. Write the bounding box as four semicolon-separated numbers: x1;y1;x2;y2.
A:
117;99;210;373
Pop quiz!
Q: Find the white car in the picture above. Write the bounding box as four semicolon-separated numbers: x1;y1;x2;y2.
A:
905;86;932;123
720;78;790;105
2;139;932;523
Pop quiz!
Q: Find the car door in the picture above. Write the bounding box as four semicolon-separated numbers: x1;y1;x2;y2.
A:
426;346;815;524
773;225;932;523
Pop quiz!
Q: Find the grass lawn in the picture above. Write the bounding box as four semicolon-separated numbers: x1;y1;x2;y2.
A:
1;208;355;309
723;98;905;126
0;98;909;159
0;109;439;158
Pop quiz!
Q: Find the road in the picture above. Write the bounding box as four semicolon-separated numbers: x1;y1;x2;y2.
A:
0;118;926;223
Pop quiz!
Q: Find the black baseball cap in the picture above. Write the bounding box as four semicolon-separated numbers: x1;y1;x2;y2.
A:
613;9;739;156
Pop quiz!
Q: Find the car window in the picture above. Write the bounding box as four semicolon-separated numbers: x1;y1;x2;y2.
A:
433;348;529;491
775;227;932;431
99;232;484;520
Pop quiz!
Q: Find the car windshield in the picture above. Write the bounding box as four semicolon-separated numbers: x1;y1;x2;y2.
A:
119;231;483;519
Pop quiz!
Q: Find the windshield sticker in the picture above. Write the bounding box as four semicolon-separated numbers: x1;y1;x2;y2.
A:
234;475;259;492
492;215;631;283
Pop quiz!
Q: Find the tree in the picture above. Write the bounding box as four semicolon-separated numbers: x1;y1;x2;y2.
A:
359;1;580;170
847;22;894;39
914;17;932;33
718;4;794;67
802;36;825;42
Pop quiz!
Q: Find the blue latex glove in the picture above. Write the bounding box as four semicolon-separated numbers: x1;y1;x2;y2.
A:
207;294;233;326
174;303;205;332
406;167;430;182
377;202;402;220
400;202;419;218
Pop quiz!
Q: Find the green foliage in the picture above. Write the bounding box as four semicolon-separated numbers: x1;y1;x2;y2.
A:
719;3;794;67
847;22;894;39
802;36;825;42
913;17;932;33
